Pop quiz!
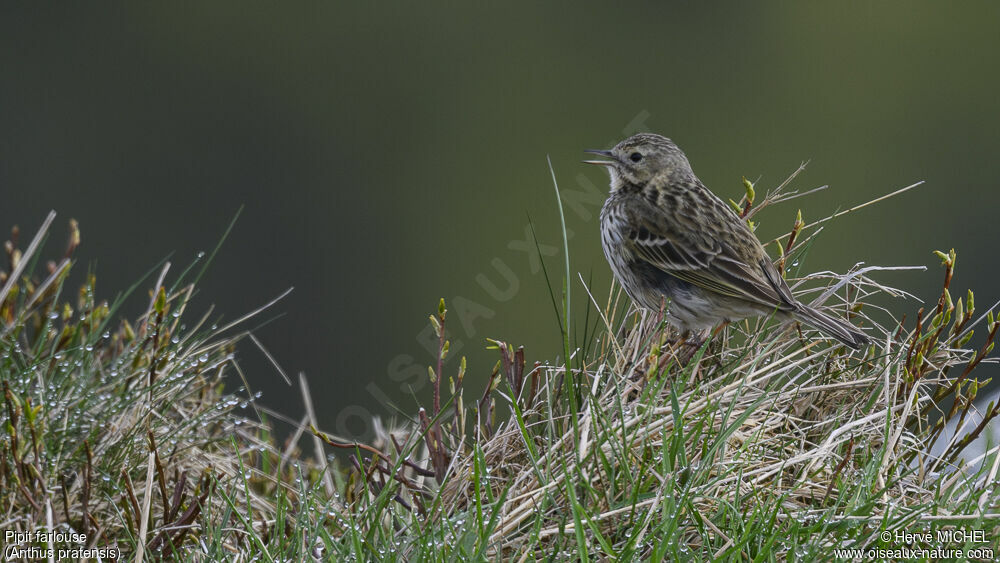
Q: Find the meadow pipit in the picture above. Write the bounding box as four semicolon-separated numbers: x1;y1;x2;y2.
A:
587;133;869;350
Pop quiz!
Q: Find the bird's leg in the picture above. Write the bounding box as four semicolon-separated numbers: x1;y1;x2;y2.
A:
670;325;724;368
673;330;700;367
687;321;728;349
656;338;683;373
795;322;808;348
653;328;695;372
711;321;730;341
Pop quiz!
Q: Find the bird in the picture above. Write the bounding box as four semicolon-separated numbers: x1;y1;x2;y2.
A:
585;133;870;350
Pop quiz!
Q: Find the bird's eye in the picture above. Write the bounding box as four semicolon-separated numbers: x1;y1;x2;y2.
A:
629;152;642;162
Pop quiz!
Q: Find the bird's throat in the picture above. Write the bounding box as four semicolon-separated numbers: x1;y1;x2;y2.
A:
608;168;626;193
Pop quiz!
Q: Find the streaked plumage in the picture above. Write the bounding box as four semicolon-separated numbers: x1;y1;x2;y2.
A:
588;133;869;350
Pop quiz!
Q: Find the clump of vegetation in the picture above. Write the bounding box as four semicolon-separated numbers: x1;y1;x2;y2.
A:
0;212;314;560
2;167;998;560
326;169;1000;559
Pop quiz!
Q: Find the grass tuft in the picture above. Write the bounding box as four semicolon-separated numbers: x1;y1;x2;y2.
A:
321;168;1000;559
3;162;999;559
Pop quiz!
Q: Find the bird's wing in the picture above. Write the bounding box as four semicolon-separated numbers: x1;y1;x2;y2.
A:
622;191;794;310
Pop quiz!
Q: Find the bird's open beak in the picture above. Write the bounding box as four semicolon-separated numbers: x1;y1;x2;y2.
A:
582;149;616;166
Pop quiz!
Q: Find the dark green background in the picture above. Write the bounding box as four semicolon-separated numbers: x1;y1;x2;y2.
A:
3;3;998;440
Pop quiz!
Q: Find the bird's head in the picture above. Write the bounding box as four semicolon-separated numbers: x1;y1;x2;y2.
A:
584;133;692;190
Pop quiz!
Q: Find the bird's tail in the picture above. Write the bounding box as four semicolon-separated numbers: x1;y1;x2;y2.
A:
792;305;870;350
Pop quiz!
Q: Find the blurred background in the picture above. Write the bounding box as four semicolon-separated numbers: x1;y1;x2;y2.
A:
2;3;998;442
